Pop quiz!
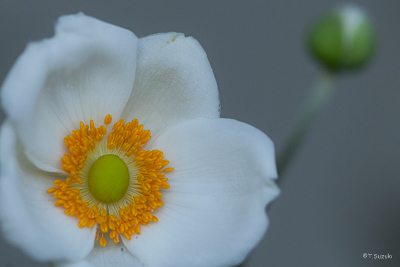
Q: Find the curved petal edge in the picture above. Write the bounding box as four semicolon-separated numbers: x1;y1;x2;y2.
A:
123;118;279;267
0;121;96;262
1;13;138;172
122;32;220;135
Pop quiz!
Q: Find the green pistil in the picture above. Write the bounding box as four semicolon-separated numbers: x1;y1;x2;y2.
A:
88;154;130;204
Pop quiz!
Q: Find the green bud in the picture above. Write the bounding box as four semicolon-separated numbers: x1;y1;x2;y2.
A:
308;5;376;71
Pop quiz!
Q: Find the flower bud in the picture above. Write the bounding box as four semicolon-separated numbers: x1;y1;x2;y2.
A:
308;5;376;71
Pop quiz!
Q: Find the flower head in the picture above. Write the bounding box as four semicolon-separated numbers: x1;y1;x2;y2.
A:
308;4;376;71
0;13;279;267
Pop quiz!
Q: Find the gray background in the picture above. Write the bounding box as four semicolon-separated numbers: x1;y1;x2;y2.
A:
0;1;399;266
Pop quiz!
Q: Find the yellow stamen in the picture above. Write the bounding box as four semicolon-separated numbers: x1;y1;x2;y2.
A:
47;114;173;246
99;237;107;247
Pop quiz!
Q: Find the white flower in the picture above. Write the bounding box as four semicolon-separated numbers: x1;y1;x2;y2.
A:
0;13;279;267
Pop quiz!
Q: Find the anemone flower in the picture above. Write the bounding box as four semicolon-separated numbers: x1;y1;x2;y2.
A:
0;13;279;267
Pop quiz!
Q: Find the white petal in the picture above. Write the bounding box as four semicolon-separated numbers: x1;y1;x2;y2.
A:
123;118;279;267
55;240;143;267
0;121;96;261
121;32;220;135
1;13;138;172
55;261;93;267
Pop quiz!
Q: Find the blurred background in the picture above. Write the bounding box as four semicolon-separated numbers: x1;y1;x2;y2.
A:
0;0;399;266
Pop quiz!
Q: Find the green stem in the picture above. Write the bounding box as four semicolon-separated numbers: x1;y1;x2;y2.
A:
277;71;336;177
237;71;336;267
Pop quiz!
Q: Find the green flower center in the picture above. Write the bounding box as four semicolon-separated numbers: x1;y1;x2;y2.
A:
87;154;130;204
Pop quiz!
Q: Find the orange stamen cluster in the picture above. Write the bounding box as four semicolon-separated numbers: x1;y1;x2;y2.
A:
46;114;172;247
60;116;110;184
